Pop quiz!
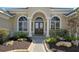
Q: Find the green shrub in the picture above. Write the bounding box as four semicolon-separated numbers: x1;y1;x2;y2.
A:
0;38;4;45
77;37;79;40
70;36;77;41
56;29;69;37
64;36;77;41
0;28;9;38
0;28;9;44
49;29;56;37
46;37;57;43
49;29;69;38
14;31;28;39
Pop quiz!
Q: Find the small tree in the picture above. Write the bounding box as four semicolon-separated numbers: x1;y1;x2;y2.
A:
0;28;9;44
67;11;79;46
68;17;79;38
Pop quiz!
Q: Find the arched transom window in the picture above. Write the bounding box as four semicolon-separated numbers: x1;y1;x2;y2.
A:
18;16;27;31
35;17;43;22
51;16;60;30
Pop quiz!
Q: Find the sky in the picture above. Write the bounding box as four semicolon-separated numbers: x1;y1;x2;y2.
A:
0;0;79;8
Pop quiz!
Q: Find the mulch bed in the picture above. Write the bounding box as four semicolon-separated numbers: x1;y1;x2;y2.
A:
47;43;79;52
0;41;31;52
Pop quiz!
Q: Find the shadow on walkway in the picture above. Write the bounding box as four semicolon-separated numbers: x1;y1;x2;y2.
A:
32;36;45;44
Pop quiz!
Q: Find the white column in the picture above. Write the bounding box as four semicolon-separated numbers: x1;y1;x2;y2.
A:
46;17;50;37
44;21;46;35
28;17;32;37
33;21;34;35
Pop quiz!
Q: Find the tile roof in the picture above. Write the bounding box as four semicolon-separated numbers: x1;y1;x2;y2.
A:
64;7;79;16
0;8;15;17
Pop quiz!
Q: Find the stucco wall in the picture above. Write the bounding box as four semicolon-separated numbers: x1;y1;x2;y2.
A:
9;8;69;32
0;17;11;32
0;7;72;36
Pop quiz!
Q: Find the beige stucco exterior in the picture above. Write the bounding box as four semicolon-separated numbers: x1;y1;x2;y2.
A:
0;7;75;37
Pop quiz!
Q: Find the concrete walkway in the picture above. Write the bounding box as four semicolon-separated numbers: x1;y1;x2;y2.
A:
30;36;46;52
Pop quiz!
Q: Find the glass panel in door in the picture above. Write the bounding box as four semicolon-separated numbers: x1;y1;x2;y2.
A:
35;22;43;35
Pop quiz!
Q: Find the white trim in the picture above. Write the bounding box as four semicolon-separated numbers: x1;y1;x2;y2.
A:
28;17;32;37
33;21;34;35
17;15;28;32
31;9;48;20
46;17;50;37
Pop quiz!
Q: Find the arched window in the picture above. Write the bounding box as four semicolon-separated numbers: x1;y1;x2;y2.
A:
18;16;27;31
51;16;60;30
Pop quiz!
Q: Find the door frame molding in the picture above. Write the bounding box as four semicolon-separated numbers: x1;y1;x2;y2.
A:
34;17;44;35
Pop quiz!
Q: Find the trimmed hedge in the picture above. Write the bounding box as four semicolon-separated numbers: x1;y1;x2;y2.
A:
14;31;28;39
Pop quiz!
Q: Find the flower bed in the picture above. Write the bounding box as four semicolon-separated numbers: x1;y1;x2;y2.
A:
46;29;79;52
0;40;31;52
0;31;32;52
46;37;79;52
46;42;79;52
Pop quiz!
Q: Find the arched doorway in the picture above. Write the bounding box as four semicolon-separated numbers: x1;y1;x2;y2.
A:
31;11;48;36
35;17;44;35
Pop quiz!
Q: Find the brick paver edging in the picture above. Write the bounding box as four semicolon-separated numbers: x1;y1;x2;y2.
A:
27;42;34;52
7;49;28;52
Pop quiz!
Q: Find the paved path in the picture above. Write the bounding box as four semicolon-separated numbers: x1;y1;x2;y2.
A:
30;36;46;52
